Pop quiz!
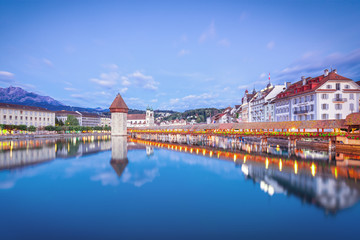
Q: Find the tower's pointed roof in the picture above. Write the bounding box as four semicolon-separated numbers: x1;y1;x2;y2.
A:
109;93;129;113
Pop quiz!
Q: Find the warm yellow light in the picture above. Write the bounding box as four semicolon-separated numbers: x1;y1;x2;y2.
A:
209;151;213;157
279;159;282;171
294;161;298;174
190;148;193;153
311;163;316;177
265;158;269;169
334;167;338;179
202;149;206;156
233;154;237;162
196;149;199;154
217;152;220;158
243;156;247;163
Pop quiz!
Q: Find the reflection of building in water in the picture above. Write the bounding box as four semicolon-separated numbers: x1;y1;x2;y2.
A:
146;146;154;156
0;137;112;170
56;139;111;158
243;161;360;214
110;136;128;177
0;145;55;170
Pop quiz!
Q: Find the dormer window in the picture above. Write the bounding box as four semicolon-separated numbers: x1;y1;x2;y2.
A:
345;84;350;89
326;85;332;89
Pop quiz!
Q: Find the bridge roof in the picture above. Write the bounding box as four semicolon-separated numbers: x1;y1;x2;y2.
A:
345;113;360;126
136;119;346;131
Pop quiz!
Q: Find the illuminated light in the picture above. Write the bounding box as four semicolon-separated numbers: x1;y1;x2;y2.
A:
217;152;220;158
243;156;247;163
311;163;316;177
268;185;275;196
276;145;280;151
209;151;213;157
190;148;193;153
265;158;269;169
233;154;237;162
241;164;249;176
196;149;199;154
202;149;206;156
185;147;187;152
279;159;282;171
334;167;338;179
294;161;298;174
179;147;182;151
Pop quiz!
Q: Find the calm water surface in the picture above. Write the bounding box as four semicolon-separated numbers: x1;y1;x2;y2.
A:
0;136;360;240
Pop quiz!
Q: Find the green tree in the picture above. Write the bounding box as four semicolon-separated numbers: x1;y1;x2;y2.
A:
28;126;36;132
65;115;79;126
18;125;27;131
55;118;64;126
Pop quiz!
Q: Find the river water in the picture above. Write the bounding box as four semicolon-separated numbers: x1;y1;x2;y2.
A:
0;135;359;240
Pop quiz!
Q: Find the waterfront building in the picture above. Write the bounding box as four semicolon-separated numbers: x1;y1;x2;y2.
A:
0;102;55;127
100;115;111;127
240;89;256;122
55;110;82;125
127;107;154;128
274;69;360;121
250;83;286;122
55;110;101;127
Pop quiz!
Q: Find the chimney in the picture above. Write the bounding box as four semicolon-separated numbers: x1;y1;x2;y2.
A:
285;82;291;89
301;76;306;85
333;69;337;74
324;69;329;76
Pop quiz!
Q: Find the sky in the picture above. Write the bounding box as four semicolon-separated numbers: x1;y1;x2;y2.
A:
0;0;360;111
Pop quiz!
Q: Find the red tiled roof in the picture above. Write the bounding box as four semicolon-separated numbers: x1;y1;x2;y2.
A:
128;114;146;120
345;113;360;126
356;81;360;86
276;71;352;100
0;102;54;112
109;94;128;113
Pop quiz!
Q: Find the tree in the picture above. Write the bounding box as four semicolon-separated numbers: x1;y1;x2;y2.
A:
28;126;36;132
65;115;79;126
55;118;64;126
18;125;27;131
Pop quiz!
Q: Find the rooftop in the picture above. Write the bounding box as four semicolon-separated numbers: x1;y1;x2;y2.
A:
109;93;128;113
0;102;54;112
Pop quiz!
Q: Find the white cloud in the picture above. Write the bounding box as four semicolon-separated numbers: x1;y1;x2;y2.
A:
238;80;268;90
0;71;14;80
119;87;128;94
90;72;119;88
178;49;190;56
267;41;275;50
103;63;119;70
126;71;159;90
151;99;158;103
259;73;266;79
121;76;131;86
218;38;230;47
43;58;53;67
199;21;216;43
64;87;77;91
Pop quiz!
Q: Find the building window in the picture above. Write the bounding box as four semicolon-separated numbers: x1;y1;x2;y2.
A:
321;94;328;99
345;85;350;89
311;114;314;120
3;116;6;119
335;114;342;119
326;84;332;89
350;93;354;100
311;95;314;101
25;117;28;120
20;116;23;120
322;114;328;120
350;103;354;111
294;116;297;121
10;116;12;120
310;105;314;111
335;104;342;110
336;83;340;90
322;104;328;110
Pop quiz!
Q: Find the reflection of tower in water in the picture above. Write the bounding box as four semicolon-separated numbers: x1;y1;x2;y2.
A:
110;136;128;177
146;146;154;156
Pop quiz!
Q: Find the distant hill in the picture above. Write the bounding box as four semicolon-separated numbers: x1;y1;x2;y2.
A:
0;86;175;115
162;108;221;123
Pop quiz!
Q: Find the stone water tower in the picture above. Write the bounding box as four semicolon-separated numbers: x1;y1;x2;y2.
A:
109;93;128;136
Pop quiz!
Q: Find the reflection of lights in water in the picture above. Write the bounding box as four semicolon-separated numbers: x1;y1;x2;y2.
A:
196;149;199;154
276;145;280;151
209;151;213;157
184;147;187;152
68;143;70;152
294;161;298;174
311;163;316;177
279;159;282;171
202;149;206;156
265;158;269;169
241;164;249;176
233;154;237;162
335;167;338;178
179;147;182;151
243;156;247;163
190;148;193;153
217;152;220;158
260;181;275;196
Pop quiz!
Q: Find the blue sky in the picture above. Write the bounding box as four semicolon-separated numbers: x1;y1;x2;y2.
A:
1;0;360;111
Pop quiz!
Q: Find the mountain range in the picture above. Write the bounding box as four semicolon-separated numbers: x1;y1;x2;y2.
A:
0;86;177;115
